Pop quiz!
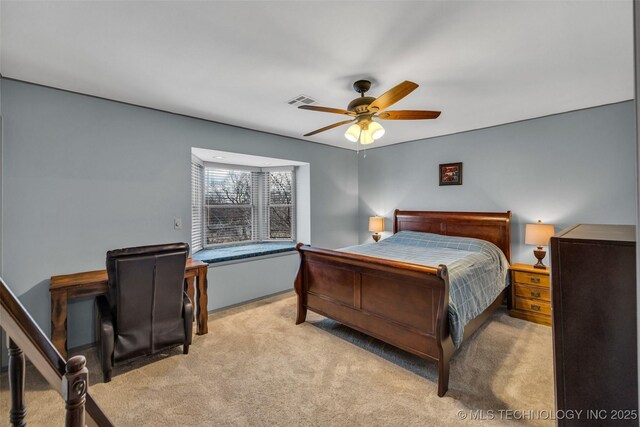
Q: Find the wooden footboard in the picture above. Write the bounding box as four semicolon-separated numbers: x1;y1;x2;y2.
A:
294;243;456;397
294;210;512;397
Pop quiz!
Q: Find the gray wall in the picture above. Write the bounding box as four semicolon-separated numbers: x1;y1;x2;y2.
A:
1;77;6;367
358;101;637;264
2;78;636;351
0;79;359;348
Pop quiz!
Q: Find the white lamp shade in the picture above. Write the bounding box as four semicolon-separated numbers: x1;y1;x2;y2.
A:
368;121;385;140
369;216;384;233
525;221;555;246
344;124;361;142
360;129;374;145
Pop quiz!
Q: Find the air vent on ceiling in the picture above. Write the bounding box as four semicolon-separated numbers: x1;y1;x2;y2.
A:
288;95;317;107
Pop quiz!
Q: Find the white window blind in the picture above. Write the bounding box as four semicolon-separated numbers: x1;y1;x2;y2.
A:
191;160;204;252
265;170;296;241
193;162;297;248
204;167;255;245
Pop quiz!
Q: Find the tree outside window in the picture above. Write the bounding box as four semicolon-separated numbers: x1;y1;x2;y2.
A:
195;165;295;247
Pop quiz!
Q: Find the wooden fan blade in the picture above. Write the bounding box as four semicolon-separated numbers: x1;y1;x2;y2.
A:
303;119;355;137
298;105;356;116
377;110;441;120
368;81;419;112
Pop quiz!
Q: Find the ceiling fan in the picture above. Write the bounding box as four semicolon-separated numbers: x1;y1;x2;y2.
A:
299;80;441;145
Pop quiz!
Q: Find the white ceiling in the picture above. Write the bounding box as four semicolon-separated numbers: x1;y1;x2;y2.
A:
192;147;307;167
0;1;634;150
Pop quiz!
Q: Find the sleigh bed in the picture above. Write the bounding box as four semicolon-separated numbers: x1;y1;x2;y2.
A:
294;210;512;396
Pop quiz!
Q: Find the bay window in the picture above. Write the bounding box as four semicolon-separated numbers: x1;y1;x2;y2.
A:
191;160;296;251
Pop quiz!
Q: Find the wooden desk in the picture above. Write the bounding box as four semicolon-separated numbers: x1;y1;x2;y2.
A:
50;258;208;358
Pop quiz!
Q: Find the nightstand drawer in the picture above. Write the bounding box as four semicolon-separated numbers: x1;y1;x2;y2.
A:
515;298;551;316
514;271;550;287
514;283;550;302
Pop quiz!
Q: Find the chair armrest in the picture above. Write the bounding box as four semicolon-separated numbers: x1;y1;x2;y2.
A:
95;296;115;371
183;291;193;345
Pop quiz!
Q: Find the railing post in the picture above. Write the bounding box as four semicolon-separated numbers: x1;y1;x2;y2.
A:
8;339;26;427
62;355;88;427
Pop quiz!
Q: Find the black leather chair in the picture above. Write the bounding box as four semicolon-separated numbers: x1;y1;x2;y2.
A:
95;243;193;382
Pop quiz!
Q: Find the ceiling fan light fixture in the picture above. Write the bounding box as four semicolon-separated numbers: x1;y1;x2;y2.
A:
360;129;374;145
300;80;440;145
344;123;361;142
369;121;385;140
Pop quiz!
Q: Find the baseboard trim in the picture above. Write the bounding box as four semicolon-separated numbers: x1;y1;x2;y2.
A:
207;288;294;315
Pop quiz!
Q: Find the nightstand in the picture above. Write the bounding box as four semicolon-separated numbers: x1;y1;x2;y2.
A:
509;263;551;326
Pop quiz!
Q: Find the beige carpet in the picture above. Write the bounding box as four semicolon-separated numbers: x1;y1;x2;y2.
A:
0;292;554;426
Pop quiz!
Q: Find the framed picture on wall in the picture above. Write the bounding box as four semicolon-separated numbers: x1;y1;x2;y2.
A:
439;162;463;186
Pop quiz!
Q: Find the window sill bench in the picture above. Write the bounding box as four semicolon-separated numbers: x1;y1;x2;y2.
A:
193;242;298;265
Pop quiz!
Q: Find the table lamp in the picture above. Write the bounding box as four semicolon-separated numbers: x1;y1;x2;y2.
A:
369;216;384;242
525;220;555;269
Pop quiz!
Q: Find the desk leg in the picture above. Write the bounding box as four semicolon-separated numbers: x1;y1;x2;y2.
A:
184;277;196;323
50;289;68;358
196;266;208;335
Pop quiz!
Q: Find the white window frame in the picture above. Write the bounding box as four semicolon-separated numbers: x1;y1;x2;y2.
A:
264;167;296;242
193;162;297;249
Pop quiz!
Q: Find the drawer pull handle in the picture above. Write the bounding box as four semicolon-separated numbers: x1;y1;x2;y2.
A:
531;305;541;311
530;277;541;284
530;291;541;298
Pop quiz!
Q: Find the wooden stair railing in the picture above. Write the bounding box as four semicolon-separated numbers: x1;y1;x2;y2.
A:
0;277;113;427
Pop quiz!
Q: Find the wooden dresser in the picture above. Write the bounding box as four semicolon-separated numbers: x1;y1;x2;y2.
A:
509;263;551;326
550;224;637;425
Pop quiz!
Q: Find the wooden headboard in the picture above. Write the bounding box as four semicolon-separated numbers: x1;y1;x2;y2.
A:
393;210;512;262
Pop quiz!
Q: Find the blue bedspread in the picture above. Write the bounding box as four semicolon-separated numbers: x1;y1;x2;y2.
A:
339;231;510;347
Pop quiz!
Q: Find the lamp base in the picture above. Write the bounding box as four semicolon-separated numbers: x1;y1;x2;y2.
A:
372;233;381;242
533;247;547;269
